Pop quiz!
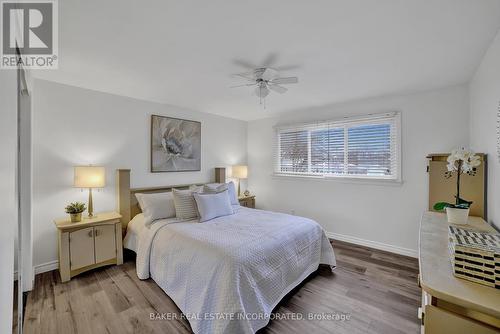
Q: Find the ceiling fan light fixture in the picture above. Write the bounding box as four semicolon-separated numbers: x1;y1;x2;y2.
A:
255;85;269;98
231;66;298;106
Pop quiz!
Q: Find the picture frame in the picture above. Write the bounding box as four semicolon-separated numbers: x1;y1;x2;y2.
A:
150;114;201;172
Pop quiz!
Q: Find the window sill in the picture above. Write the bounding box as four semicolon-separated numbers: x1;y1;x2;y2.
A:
271;173;404;186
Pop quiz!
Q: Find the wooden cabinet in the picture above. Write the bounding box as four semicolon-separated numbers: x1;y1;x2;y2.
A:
239;195;255;208
54;212;123;282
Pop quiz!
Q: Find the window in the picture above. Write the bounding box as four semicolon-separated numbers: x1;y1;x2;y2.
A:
274;112;401;180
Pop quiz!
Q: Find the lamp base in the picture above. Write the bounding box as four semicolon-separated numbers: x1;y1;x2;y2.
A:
87;188;94;218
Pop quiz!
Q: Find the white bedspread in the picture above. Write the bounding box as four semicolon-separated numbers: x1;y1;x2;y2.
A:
135;207;336;334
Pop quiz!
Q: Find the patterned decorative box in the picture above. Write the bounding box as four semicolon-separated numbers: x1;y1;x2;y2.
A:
448;225;500;289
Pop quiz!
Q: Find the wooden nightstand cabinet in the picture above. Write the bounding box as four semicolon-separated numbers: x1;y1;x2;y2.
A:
54;212;123;282
238;195;255;208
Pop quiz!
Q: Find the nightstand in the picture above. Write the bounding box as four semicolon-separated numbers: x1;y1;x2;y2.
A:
238;195;255;208
54;212;123;282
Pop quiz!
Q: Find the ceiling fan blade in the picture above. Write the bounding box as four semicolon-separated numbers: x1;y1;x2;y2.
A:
274;64;301;71
268;84;288;94
261;68;278;81
233;59;257;70
270;77;298;84
230;83;257;88
262;53;278;67
232;72;255;81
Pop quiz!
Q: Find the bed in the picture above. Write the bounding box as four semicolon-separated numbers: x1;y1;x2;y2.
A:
116;169;337;334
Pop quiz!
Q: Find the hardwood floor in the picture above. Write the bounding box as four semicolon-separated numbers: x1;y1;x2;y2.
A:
22;240;421;334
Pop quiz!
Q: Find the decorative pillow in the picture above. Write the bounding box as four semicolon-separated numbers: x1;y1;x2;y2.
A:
203;183;228;193
193;190;234;223
135;192;176;226
204;181;239;206
189;184;204;193
172;188;199;220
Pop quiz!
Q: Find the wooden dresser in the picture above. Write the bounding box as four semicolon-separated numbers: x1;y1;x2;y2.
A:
418;212;500;333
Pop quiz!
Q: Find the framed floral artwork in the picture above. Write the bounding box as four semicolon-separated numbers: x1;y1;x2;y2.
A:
150;115;201;172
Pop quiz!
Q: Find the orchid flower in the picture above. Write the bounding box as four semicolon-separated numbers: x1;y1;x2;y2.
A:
434;148;481;211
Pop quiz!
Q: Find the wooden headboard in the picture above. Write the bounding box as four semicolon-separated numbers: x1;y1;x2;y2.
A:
115;169;205;231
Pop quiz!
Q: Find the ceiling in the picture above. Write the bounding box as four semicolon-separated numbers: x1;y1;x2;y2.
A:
33;0;500;120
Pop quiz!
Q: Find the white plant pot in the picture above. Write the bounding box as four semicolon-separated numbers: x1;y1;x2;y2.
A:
445;207;470;225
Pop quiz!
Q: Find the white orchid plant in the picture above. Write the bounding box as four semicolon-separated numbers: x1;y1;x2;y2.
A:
433;148;481;211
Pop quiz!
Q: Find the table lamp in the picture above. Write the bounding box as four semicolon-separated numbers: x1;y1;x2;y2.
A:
231;165;248;197
74;166;105;217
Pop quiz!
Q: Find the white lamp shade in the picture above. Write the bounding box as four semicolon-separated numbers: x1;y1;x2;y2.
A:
74;166;106;188
255;85;269;98
232;165;248;179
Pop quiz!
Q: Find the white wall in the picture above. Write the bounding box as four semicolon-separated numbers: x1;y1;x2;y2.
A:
470;30;500;229
248;85;470;255
0;71;17;333
32;79;247;268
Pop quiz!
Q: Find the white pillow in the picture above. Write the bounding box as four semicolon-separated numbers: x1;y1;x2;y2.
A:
172;188;199;220
204;181;239;206
135;192;176;226
193;190;234;223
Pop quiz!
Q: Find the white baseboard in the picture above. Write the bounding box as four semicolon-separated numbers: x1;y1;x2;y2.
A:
34;260;59;274
326;231;418;258
15;260;59;281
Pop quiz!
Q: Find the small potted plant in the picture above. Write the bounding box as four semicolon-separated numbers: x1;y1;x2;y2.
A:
433;148;481;224
65;202;86;223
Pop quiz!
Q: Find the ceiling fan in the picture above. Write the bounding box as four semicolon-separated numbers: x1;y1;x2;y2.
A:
230;54;299;107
